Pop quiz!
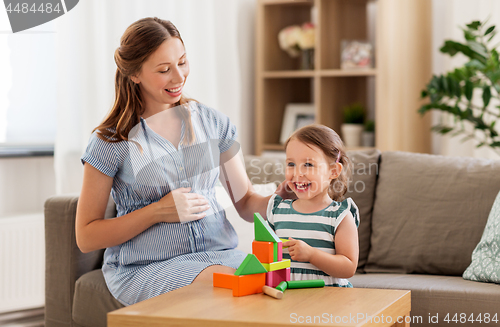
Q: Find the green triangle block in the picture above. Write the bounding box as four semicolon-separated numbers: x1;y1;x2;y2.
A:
234;254;268;276
254;213;280;243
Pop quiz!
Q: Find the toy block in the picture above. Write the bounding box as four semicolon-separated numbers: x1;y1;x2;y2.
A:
234;253;267;276
262;259;291;272
276;281;288;292
279;238;289;248
213;272;236;289
266;267;290;287
287;279;325;289
233;273;266;297
262;285;283;299
252;241;274;263
274;241;283;262
254;213;280;243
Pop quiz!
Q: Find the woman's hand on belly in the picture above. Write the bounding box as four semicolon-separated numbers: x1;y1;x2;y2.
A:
154;187;210;223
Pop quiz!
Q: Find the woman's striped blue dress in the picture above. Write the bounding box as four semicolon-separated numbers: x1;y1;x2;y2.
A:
80;102;247;305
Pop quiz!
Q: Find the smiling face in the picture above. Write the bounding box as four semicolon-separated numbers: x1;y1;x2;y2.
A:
131;37;189;115
285;139;340;203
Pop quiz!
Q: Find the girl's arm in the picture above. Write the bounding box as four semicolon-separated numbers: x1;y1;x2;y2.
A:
76;163;209;253
285;212;359;278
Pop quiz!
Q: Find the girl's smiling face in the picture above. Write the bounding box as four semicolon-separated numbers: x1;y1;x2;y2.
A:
285;139;339;202
131;37;189;113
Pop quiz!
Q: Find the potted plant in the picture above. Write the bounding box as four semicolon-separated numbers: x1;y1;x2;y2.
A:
341;103;365;147
362;119;375;147
419;20;500;154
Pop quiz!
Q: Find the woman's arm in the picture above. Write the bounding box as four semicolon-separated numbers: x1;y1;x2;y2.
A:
219;147;271;221
284;212;359;278
76;163;209;253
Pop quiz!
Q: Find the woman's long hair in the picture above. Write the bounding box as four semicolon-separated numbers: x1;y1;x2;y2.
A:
93;17;196;144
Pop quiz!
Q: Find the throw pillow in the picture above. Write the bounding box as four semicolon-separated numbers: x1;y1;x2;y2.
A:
215;182;277;254
463;190;500;284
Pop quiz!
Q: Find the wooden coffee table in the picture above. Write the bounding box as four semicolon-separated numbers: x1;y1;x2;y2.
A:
108;280;411;327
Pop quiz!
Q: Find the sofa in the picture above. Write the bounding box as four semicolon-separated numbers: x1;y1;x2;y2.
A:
45;150;500;327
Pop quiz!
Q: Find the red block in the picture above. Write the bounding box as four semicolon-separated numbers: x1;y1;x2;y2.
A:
265;267;291;287
277;241;283;261
252;240;274;263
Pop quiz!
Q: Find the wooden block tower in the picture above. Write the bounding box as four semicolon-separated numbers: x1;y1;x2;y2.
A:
213;213;291;296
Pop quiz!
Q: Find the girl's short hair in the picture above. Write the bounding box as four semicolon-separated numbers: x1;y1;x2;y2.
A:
284;124;352;201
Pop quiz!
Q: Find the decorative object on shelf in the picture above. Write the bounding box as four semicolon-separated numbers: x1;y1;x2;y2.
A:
419;20;500;155
341;103;365;147
340;40;373;70
362;120;375;147
278;23;315;70
280;103;315;144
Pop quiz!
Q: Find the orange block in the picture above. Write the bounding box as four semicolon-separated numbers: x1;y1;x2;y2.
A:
252;240;274;263
213;272;234;289
233;273;266;297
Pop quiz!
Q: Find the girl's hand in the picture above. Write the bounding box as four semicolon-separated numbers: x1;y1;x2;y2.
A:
156;187;210;223
275;180;297;200
283;237;315;262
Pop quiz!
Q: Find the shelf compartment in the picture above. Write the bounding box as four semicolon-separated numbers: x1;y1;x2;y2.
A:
261;1;315;71
317;76;370;135
259;78;314;148
319;0;370;70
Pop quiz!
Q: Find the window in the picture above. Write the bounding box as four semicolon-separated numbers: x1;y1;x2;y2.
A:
0;9;57;148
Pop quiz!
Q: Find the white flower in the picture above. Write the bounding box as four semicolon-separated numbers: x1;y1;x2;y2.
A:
278;23;315;58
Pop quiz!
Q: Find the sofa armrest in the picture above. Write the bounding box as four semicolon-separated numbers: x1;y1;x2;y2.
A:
44;195;115;326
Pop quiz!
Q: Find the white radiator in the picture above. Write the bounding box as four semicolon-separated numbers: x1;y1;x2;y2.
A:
0;213;45;314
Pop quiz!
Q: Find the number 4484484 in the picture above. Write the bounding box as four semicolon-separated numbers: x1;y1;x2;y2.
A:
444;313;498;324
6;3;62;14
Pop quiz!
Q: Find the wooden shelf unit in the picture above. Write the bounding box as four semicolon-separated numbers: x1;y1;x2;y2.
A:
254;0;433;155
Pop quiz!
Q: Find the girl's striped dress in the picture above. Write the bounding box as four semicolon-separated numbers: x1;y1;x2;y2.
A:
80;102;246;306
266;194;359;287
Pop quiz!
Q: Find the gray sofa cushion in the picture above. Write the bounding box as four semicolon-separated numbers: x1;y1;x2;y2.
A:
73;270;124;327
345;149;380;270
351;273;500;327
366;151;500;275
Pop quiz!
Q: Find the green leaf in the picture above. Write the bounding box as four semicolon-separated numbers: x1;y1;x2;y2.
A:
421;90;429;98
465;80;473;101
465;59;486;70
476;142;485;148
490;141;500;147
485;25;495;36
482;86;492;107
467;21;481;30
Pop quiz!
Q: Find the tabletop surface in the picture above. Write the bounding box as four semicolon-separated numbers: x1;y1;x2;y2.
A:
108;280;411;327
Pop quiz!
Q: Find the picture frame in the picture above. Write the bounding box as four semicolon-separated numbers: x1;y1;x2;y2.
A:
280;103;315;144
340;40;373;70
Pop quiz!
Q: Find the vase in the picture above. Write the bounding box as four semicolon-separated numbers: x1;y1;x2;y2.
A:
341;124;364;148
362;131;375;147
300;49;314;70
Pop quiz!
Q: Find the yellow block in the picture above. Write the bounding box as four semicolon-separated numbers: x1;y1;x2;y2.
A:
279;238;289;248
262;259;291;272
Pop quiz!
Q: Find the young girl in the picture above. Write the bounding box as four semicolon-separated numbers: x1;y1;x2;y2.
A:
267;124;359;287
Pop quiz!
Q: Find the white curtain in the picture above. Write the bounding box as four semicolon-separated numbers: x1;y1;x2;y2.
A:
54;0;256;194
432;0;500;159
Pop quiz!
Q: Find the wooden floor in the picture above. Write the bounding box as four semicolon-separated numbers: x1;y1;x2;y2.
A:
0;307;44;327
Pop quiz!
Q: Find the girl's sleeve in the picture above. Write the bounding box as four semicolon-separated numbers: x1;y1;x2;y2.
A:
333;198;360;234
80;131;119;178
